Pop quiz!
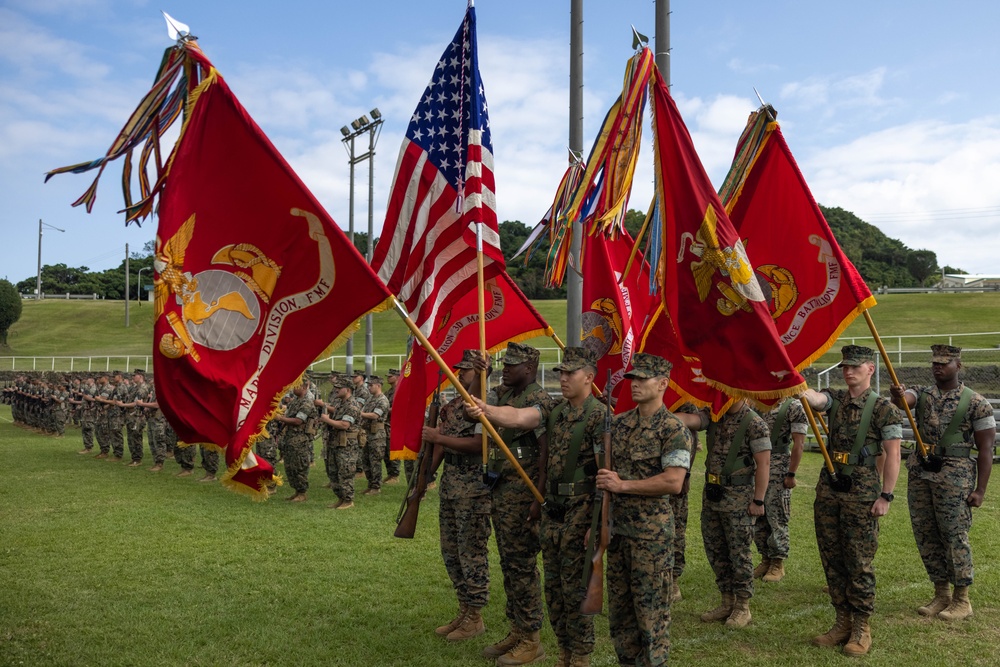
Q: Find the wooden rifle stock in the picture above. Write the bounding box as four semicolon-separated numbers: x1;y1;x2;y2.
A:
394;384;442;539
581;371;613;615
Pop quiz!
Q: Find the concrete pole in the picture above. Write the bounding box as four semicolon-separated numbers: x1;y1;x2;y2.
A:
36;219;43;300
655;0;671;84
566;0;584;346
125;243;130;327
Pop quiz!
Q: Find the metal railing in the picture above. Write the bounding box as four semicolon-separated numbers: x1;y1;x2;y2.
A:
0;356;153;372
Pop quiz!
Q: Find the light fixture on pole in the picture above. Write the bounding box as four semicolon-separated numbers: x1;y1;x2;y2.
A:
341;108;384;376
37;219;66;300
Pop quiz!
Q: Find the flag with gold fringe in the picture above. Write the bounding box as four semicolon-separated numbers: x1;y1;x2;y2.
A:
646;59;806;401
46;38;393;499
720;106;877;370
390;272;553;460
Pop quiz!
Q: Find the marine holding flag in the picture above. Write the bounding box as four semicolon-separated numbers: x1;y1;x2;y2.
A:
47;37;393;498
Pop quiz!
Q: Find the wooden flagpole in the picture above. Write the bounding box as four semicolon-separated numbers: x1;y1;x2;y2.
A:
862;311;931;459
391;298;545;504
476;224;490;472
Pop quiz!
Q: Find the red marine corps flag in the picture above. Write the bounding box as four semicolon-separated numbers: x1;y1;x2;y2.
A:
390;272;552;459
720;106;876;369
646;60;806;401
46;37;392;499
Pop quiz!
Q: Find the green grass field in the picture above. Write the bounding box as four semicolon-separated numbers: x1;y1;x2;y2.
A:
1;405;998;666
5;292;1000;371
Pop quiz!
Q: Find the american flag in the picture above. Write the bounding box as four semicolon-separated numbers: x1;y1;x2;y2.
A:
371;2;503;336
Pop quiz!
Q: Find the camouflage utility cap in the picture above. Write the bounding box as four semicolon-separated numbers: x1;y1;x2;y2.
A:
554;346;598;372
839;344;877;367
387;368;400;377
624;353;673;379
503;341;539;365
352;369;365;378
332;376;353;389
453;349;481;370
930;344;962;363
367;375;383;385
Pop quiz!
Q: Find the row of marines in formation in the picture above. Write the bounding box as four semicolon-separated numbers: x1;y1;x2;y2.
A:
416;341;993;667
2;368;410;497
5;340;994;666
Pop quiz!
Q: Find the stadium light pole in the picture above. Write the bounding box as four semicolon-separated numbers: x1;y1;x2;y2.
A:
37;219;65;300
656;0;670;84
341;109;384;376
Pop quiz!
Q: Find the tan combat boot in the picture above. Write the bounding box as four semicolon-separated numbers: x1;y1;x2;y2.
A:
811;607;852;647
554;647;570;667
917;581;951;617
567;653;590;667
938;585;973;622
497;630;545;665
753;557;772;579
482;626;521;658
670;580;683;603
700;592;735;622
446;605;485;641
762;558;785;583
725;595;752;628
435;603;468;636
842;614;872;657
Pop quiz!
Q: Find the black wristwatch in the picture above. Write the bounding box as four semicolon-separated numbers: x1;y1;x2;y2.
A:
880;491;894;502
752;498;765;507
785;471;796;478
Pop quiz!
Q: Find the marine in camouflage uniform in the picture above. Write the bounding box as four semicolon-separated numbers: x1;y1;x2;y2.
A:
50;382;69;437
891;344;995;622
359;377;390;494
802;345;902;657
276;382;319;501
476;346;603;667
479;342;553;665
351;371;371;475
124;371;150;465
139;384;168;471
752;397;807;582
422;351;492;642
199;446;220;481
383;369;402;482
597;354;693;667
321;376;362;508
76;377;98;454
699;399;770;628
106;374;127;460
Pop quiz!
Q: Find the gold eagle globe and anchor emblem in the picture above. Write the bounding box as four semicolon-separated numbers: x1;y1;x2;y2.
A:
154;213;281;362
679;205;799;318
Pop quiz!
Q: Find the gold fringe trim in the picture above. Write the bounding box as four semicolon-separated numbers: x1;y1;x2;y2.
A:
704;377;808;403
198;442;226;455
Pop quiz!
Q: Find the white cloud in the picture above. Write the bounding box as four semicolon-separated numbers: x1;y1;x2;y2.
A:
803;117;1000;273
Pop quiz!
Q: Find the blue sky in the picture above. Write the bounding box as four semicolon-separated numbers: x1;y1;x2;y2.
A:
3;0;1000;287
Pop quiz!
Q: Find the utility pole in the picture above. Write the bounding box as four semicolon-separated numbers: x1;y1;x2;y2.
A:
125;243;130;327
36;219;65;300
566;0;584;346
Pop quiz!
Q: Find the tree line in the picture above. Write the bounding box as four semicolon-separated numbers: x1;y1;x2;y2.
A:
11;207;962;302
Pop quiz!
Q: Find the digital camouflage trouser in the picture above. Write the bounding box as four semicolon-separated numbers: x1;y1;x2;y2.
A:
440;495;492;609
491;470;543;632
608;533;673;667
907;457;976;587
815;481;879;616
